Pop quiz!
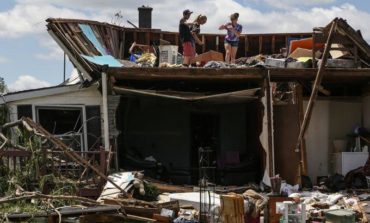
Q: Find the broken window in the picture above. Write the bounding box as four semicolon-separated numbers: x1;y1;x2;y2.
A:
36;106;84;151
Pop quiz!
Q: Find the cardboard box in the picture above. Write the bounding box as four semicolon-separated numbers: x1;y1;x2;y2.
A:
289;47;322;59
193;50;224;64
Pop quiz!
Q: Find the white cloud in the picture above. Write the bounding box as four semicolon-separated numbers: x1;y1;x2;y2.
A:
0;3;90;38
36;38;64;61
262;0;336;9
0;56;9;63
1;1;369;41
0;0;370;61
8;75;51;92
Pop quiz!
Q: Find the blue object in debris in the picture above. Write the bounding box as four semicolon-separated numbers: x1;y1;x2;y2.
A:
129;53;142;62
81;54;123;67
79;24;107;55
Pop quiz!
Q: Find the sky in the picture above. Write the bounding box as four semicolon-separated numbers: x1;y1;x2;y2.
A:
1;0;370;92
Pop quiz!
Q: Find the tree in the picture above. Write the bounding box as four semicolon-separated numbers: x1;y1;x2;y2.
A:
0;77;8;125
0;77;6;93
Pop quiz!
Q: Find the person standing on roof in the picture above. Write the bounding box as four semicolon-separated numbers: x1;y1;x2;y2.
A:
179;9;195;66
190;15;207;54
179;11;207;66
219;13;242;64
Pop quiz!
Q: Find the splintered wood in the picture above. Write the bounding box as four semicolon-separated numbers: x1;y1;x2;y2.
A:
0;117;126;197
220;194;245;223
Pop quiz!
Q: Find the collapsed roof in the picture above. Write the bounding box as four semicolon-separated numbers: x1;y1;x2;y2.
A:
46;17;370;90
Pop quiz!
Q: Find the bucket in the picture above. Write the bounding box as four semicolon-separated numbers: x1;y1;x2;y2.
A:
158;45;178;64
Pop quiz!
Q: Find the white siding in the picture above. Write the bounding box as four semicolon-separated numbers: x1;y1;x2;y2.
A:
7;86;102;122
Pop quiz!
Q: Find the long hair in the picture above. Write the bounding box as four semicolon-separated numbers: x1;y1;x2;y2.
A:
194;14;207;24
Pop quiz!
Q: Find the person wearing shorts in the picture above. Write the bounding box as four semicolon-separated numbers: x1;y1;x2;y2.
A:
179;9;195;66
219;13;242;64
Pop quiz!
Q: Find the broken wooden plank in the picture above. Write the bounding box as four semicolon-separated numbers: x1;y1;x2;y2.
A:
21;117;128;196
294;20;337;153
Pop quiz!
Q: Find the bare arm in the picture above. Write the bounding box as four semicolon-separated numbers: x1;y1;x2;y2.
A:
128;42;136;54
192;32;203;45
219;24;226;30
230;28;241;37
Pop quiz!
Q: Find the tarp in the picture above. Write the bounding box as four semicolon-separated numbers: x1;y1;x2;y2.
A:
82;54;123;67
79;24;107;55
113;86;260;103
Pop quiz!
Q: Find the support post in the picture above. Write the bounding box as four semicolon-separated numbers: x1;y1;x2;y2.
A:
63;53;66;82
102;72;110;151
295;21;337;153
266;71;275;176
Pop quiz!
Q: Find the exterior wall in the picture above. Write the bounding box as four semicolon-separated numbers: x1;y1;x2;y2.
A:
7;86;102;151
304;99;362;183
7;86;102;122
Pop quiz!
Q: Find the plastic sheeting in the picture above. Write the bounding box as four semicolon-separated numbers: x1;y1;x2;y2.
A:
79;24;107;55
81;54;123;67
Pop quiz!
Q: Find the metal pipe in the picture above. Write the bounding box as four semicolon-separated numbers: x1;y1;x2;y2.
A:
102;72;110;151
63;53;66;81
48;30;92;81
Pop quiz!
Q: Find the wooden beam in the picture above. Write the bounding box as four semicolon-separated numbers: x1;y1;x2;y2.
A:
216;35;219;52
109;67;266;80
202;35;206;53
296;84;307;177
175;33;179;46
145;32;150;46
133;31;137;43
266;72;274;176
312;32;316;68
259;36;263;54
285;35;290;53
294;21;337;153
245;35;249;56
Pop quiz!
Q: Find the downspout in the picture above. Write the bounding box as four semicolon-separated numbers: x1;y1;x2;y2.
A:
102;72;110;151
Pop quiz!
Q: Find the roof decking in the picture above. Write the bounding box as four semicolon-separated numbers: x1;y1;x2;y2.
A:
46;17;370;86
108;67;370;84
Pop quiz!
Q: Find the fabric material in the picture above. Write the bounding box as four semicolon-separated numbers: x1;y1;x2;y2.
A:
225;23;242;42
182;42;195;57
179;19;192;43
79;24;107;55
225;39;239;47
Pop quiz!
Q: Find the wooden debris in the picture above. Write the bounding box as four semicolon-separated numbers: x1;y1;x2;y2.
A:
150;182;193;193
295;20;337;153
220;193;245;223
0;191;98;205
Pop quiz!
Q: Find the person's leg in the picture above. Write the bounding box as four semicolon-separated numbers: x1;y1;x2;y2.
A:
224;43;231;63
190;42;196;66
182;42;191;66
183;56;190;66
231;46;238;64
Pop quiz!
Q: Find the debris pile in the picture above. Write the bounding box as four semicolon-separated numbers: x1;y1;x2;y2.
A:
0;117;123;221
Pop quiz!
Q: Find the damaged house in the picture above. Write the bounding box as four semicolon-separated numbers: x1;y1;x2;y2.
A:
2;7;370;195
